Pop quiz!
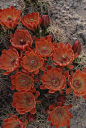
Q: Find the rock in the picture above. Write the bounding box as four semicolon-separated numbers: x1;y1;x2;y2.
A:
13;4;17;7
73;5;78;9
84;7;86;10
73;14;79;20
79;31;86;43
66;6;69;10
77;21;82;25
68;14;73;20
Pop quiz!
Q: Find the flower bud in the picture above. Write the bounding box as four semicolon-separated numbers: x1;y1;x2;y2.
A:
30;0;37;2
26;113;37;122
57;95;66;104
45;35;53;42
41;15;50;29
72;40;81;54
45;106;51;115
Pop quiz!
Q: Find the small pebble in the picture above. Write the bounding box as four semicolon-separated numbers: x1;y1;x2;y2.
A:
79;30;86;43
13;4;17;7
84;7;86;10
7;4;10;7
73;5;78;9
4;6;7;9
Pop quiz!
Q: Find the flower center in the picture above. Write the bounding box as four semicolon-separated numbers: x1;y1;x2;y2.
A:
7;15;12;21
31;60;34;63
30;19;33;21
62;55;68;62
20;39;26;45
23;79;26;82
43;47;46;50
14;125;21;128
29;58;37;66
52;79;56;83
8;15;11;19
41;47;48;54
73;80;82;88
11;59;15;65
57;110;63;117
24;98;30;104
21;77;29;85
52;78;59;87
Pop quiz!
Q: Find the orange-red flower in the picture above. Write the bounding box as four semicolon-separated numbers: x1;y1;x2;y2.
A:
66;70;86;99
0;6;21;29
0;9;2;20
48;102;73;128
21;51;44;73
41;68;66;93
2;114;26;128
35;37;53;57
0;48;20;75
10;72;34;91
12;91;37;114
22;12;41;32
10;29;33;50
51;43;78;67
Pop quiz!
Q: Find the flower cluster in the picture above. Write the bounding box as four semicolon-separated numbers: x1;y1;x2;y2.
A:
0;5;85;128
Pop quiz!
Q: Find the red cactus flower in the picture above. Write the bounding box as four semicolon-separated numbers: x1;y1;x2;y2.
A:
35;37;53;57
41;15;50;29
45;35;53;42
10;29;33;50
48;102;73;128
22;12;41;32
51;43;78;67
26;113;37;122
72;40;81;54
0;6;21;29
0;9;2;20
41;68;66;93
1;114;26;128
66;69;86;99
21;51;44;73
12;91;40;114
10;72;34;91
0;48;20;75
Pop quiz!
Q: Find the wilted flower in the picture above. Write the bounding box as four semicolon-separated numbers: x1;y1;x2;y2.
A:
41;15;50;29
10;29;33;50
72;40;81;54
0;6;21;29
48;102;73;128
22;12;41;32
